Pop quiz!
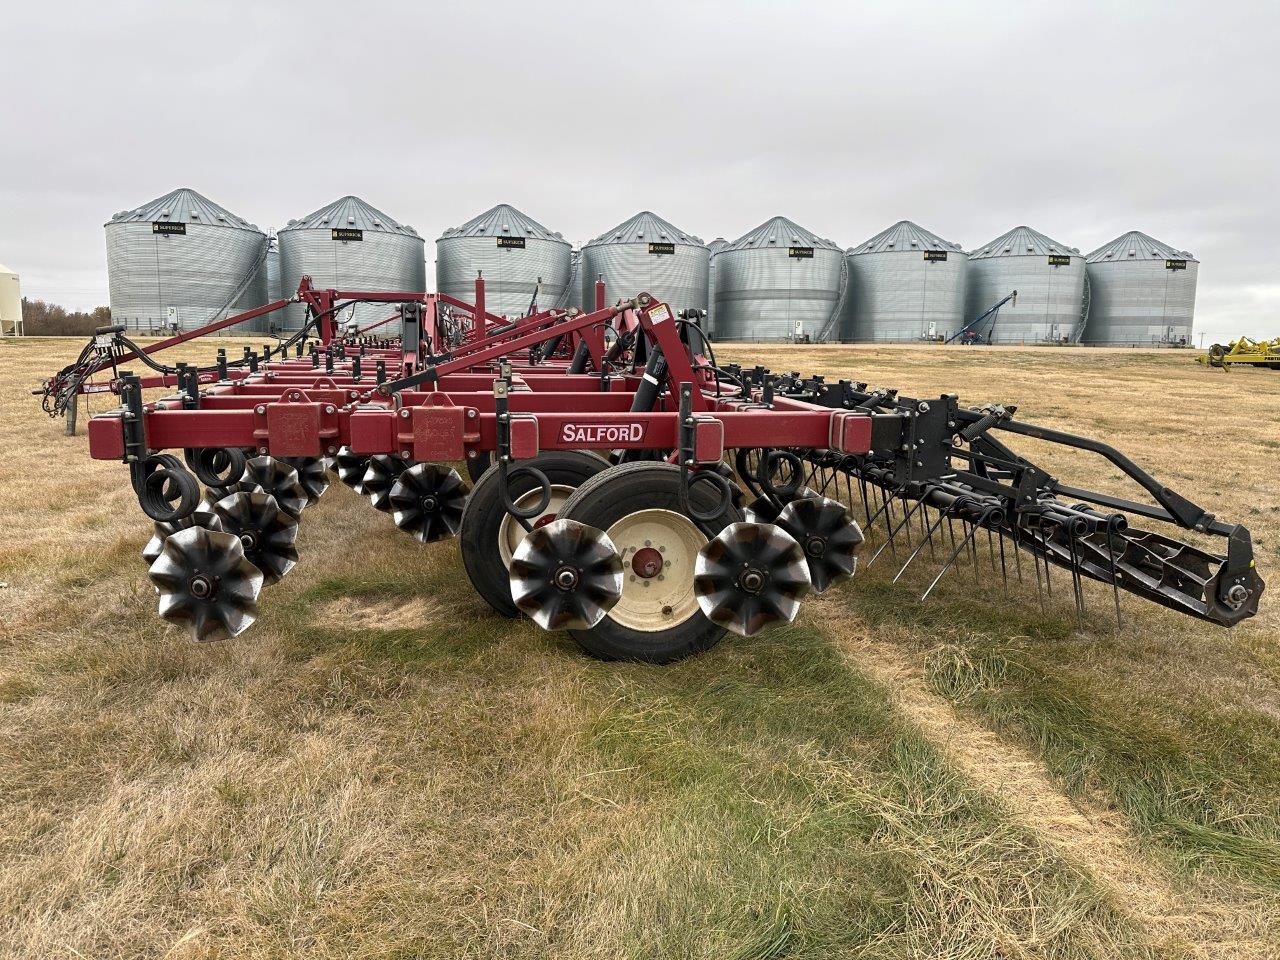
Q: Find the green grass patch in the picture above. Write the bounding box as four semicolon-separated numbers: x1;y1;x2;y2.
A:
909;627;1280;890
575;624;1158;958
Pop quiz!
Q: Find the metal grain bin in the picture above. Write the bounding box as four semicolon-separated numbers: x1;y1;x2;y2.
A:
711;217;844;341
436;204;571;318
580;211;709;315
1082;231;1198;346
842;220;967;342
277;196;426;331
105;187;268;331
965;226;1087;344
0;262;22;336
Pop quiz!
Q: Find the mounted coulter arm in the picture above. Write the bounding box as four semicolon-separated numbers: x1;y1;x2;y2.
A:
64;283;1262;659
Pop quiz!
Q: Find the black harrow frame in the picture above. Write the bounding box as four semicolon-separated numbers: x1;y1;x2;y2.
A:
749;371;1261;627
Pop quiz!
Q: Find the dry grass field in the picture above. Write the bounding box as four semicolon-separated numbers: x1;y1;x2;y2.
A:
0;337;1277;959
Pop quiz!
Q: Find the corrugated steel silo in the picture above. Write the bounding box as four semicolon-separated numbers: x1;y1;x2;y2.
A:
277;196;426;331
965;226;1087;344
843;220;967;342
436;204;571;317
0;262;22;336
105;187;268;331
580;211;709;315
1082;232;1198;345
711;217;843;341
705;237;729;336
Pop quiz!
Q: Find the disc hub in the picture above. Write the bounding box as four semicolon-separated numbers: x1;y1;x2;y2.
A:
188;574;214;599
738;567;766;595
421;495;438;512
554;565;581;591
631;546;664;579
804;535;827;558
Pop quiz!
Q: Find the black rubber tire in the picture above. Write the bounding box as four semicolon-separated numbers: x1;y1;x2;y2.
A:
465;451;492;483
461;451;611;617
558;462;741;664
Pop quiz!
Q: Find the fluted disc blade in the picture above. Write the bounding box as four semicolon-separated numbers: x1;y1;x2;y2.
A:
148;527;264;642
694;522;811;636
362;455;408;512
777;495;865;593
510;519;624;630
333;446;370;492
743;485;817;524
211;491;300;585
230;456;308;518
282;456;330;503
141;506;224;565
389;463;468;542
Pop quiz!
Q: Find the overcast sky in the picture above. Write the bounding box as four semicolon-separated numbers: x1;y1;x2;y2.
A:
3;1;1277;341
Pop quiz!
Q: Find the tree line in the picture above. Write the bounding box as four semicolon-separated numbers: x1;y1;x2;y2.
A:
18;298;112;336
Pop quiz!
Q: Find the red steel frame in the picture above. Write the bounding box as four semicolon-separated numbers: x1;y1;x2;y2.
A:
86;285;874;470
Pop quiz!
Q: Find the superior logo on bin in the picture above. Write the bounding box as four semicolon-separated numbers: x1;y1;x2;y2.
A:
560;422;648;444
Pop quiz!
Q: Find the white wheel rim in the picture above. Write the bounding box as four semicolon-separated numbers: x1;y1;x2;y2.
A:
498;484;575;568
605;509;707;633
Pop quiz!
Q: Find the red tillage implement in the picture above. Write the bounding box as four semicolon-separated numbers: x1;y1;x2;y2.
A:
41;277;1264;661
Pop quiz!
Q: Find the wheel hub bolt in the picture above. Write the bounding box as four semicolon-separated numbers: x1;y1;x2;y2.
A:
189;575;213;599
1227;583;1249;605
421;495;438;512
554;565;580;591
805;536;826;558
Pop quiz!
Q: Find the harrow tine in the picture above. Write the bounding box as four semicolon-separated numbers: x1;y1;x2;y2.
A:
1067;535;1086;629
857;475;873;530
878;487;899;560
867;499;924;568
996;530;1009;593
863;485;893;531
822;466;838;497
922;519;982;602
1106;526;1124;629
1030;532;1046;611
967;521;981;581
893;507;949;584
1029;523;1054;600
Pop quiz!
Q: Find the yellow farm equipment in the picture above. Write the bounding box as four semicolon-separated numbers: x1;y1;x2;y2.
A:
1198;336;1280;370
